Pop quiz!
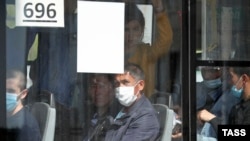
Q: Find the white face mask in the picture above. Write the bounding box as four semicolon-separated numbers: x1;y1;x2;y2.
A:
115;83;139;107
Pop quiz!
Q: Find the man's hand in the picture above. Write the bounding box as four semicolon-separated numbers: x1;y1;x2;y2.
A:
197;109;216;122
123;0;165;13
151;0;165;13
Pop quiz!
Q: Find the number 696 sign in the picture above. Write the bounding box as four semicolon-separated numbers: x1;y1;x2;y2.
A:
16;0;64;27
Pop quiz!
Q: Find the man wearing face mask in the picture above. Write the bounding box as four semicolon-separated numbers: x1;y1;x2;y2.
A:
228;67;250;125
6;69;41;141
104;63;160;141
196;67;224;112
196;67;223;140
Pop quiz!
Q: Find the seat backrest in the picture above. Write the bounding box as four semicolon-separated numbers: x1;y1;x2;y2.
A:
30;90;56;141
153;104;174;141
31;102;56;141
37;90;56;107
150;90;173;107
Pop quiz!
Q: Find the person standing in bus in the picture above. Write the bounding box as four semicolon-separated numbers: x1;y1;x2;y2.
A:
6;69;41;141
105;63;160;141
124;0;173;98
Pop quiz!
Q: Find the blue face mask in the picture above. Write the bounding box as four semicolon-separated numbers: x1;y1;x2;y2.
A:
6;92;18;112
203;78;222;89
231;86;243;98
231;77;243;98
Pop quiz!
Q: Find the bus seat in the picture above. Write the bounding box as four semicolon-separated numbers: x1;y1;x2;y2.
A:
31;102;56;141
37;90;56;108
153;104;174;141
150;90;173;108
30;90;56;141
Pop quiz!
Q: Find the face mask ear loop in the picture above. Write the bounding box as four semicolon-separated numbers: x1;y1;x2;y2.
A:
235;76;243;90
134;81;140;87
134;81;142;96
16;89;25;101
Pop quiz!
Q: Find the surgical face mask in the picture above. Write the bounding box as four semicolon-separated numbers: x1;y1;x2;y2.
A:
203;78;222;89
231;86;243;98
6;92;19;112
115;82;139;107
231;77;243;98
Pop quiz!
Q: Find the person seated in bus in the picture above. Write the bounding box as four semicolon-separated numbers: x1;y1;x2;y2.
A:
104;63;160;141
6;69;41;141
197;67;244;139
172;67;225;140
196;67;223;135
124;0;173;98
198;67;250;128
196;67;223;112
83;73;121;141
228;67;250;124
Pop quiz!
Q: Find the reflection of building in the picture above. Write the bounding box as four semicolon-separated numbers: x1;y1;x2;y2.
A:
201;0;250;61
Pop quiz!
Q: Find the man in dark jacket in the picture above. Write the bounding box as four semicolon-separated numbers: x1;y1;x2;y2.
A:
104;63;160;141
6;69;41;141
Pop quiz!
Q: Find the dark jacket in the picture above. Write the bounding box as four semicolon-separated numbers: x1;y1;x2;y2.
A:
105;95;160;141
83;99;122;141
229;100;250;124
196;80;241;138
6;107;41;141
202;89;240;138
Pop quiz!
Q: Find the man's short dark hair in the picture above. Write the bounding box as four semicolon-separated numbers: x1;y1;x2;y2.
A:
6;69;26;90
124;63;145;81
87;73;115;87
125;2;145;29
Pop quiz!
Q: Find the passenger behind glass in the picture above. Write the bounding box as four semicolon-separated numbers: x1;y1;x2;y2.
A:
196;67;223;111
83;73;121;141
124;0;173;97
196;67;241;140
197;67;250;140
228;67;250;124
6;69;41;141
104;63;160;141
196;67;223;136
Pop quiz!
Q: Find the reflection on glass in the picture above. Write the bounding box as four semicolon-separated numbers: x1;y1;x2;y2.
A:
5;0;182;141
198;1;250;61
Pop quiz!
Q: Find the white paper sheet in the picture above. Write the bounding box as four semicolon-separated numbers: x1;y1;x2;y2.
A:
77;1;125;73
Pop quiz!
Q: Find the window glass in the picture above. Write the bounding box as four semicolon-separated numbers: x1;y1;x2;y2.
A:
5;0;182;141
197;0;250;61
